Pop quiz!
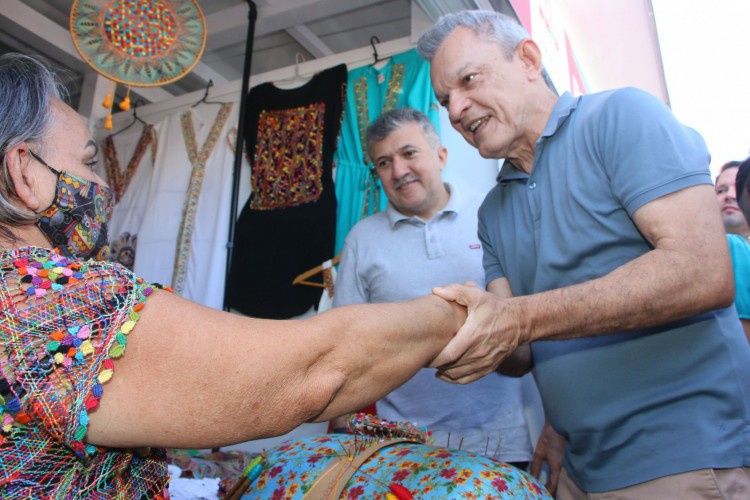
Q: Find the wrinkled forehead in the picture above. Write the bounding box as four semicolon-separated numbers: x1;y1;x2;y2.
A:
45;99;94;143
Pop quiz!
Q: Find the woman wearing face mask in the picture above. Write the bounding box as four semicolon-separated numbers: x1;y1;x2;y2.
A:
0;54;467;499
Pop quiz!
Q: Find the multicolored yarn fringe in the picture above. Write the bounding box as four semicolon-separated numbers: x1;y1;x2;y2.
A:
346;412;431;443
0;246;170;498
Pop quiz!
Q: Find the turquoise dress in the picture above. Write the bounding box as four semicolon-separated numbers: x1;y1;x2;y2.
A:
727;234;750;320
333;48;440;253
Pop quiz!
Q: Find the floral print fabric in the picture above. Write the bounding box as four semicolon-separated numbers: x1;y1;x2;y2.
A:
240;434;551;499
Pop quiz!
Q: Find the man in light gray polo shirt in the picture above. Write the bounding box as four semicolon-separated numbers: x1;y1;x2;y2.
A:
330;107;533;469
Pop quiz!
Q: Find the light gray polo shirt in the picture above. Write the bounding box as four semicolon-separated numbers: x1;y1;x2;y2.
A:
334;184;532;461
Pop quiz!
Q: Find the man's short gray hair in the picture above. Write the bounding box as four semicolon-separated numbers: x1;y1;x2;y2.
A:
0;53;64;232
366;107;441;159
417;10;530;62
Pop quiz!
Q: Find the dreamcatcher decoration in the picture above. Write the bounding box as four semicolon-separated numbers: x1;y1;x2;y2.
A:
70;0;206;129
223;414;551;500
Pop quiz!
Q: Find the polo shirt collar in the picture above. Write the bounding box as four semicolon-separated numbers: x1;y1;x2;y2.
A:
541;91;579;139
386;183;459;227
497;92;580;184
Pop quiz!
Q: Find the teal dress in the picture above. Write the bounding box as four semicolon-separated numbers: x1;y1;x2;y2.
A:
333;48;440;253
727;234;750;320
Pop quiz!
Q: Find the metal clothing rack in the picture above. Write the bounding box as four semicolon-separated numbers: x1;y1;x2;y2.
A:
222;1;258;312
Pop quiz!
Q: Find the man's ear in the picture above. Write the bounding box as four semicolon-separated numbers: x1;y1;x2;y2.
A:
516;39;545;81
4;142;44;212
438;146;448;171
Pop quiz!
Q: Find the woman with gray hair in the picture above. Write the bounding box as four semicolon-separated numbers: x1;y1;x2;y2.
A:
0;53;466;498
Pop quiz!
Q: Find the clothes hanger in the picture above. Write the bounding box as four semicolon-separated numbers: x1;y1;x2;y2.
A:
369;36;391;67
110;99;148;137
274;53;314;87
292;252;342;288
191;79;225;107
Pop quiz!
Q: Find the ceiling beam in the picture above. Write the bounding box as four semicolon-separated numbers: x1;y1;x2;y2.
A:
190;60;230;86
205;0;385;51
286;25;334;58
0;0;87;72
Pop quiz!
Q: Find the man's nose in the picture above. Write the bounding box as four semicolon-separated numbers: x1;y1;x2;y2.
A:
448;93;470;128
391;156;410;178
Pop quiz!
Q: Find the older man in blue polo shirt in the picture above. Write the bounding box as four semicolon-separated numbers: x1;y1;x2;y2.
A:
330;107;533;470
417;9;750;499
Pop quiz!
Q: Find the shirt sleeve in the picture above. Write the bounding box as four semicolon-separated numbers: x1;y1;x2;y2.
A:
478;192;506;285
2;254;158;460
594;88;712;215
331;238;369;308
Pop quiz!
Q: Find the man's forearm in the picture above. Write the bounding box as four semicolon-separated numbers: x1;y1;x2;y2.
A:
514;245;732;344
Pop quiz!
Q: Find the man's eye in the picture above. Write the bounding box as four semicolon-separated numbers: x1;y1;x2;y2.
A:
463;73;476;84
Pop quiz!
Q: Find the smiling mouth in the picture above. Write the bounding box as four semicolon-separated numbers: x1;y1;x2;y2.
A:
393;176;418;190
468;117;489;133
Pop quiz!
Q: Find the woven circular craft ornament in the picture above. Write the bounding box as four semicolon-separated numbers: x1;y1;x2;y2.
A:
70;0;206;87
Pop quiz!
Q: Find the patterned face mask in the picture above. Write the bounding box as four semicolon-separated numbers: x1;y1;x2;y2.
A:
30;150;114;261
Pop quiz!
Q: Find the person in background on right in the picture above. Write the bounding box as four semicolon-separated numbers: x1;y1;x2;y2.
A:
729;157;750;341
716;160;750;238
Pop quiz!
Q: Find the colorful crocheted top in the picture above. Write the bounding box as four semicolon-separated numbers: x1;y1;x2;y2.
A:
0;246;168;499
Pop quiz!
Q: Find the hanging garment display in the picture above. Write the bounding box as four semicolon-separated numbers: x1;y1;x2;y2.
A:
226;64;347;319
333;48;441;254
172;103;233;294
135;102;238;310
102;124;158;270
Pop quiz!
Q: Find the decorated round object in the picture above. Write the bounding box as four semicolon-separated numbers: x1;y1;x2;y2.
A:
70;0;206;87
231;434;552;499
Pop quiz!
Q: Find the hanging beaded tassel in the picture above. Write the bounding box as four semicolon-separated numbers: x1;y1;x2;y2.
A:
119;86;131;111
102;80;116;130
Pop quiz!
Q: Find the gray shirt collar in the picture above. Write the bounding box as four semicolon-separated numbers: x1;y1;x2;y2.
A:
386;182;460;227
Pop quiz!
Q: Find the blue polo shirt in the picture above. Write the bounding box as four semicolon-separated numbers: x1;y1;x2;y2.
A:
479;88;750;491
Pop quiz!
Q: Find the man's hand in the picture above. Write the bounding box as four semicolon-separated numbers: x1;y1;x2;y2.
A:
430;283;523;384
530;420;565;496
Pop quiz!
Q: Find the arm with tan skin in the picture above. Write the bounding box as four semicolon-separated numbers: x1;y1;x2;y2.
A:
326;242;368;432
86;292;465;450
431;184;733;383
742;319;750;344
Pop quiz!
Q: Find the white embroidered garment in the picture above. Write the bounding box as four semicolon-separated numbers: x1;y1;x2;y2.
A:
99;123;159;271
135;103;244;309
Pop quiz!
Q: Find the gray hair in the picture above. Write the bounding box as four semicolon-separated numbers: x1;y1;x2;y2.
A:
0;53;64;233
366;107;441;158
417;10;530;62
